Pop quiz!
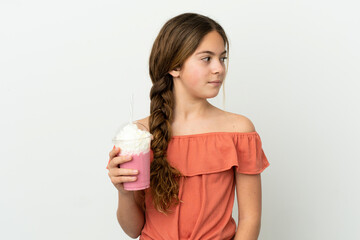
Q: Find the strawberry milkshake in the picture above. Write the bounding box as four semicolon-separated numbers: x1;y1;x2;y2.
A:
112;122;152;191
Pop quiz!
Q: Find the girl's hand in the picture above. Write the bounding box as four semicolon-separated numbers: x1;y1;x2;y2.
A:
107;147;139;194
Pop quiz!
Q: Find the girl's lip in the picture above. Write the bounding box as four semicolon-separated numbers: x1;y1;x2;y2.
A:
208;81;222;86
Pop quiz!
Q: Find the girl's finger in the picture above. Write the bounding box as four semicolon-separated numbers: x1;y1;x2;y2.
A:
111;176;138;184
111;168;139;177
109;155;133;168
109;146;120;159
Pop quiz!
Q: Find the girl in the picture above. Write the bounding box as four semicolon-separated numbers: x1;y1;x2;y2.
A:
107;13;270;240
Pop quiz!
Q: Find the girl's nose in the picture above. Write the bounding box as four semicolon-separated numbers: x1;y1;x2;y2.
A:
211;59;225;74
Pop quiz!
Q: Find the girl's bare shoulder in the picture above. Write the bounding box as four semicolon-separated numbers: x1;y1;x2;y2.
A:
133;110;255;134
216;110;256;133
133;116;150;131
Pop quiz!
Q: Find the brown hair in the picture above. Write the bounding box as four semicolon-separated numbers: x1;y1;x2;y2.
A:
148;13;229;213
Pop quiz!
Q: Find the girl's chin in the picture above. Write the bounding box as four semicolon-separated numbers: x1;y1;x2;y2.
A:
203;91;221;99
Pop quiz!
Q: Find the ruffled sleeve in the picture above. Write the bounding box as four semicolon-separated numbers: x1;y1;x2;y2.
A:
162;132;269;176
233;132;270;174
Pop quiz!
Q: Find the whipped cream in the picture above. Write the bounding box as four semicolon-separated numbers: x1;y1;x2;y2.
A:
112;122;152;155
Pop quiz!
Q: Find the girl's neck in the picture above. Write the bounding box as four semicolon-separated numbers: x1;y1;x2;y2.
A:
173;101;220;123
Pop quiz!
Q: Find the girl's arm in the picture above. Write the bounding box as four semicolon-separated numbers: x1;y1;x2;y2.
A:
116;190;145;238
108;147;145;238
115;120;148;238
233;172;262;240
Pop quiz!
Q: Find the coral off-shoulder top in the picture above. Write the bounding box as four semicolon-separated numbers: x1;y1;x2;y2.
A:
139;131;270;240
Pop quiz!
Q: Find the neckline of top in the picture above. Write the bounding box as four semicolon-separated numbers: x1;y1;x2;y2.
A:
171;131;258;139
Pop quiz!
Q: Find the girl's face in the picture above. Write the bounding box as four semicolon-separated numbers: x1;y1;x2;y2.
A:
171;31;227;99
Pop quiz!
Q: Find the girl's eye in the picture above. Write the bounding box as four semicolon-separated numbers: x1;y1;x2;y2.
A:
202;56;227;62
202;57;211;62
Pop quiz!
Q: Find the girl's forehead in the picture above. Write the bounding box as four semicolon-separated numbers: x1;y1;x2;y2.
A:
195;31;226;53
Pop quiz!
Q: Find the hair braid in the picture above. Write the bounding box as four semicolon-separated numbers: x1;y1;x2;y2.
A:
149;75;182;213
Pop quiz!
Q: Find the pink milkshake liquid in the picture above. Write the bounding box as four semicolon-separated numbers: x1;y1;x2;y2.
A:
120;150;151;190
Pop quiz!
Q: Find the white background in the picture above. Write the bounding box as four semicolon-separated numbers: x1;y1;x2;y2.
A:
1;0;359;239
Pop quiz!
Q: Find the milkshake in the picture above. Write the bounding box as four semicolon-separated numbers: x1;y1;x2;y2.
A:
112;122;152;191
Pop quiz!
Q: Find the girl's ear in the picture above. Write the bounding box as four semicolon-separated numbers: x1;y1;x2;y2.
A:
169;68;180;78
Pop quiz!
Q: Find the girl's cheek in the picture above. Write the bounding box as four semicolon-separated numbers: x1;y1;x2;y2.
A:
189;68;201;80
189;74;201;87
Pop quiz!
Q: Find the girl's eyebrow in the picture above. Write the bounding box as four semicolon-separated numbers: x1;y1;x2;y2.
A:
195;50;227;56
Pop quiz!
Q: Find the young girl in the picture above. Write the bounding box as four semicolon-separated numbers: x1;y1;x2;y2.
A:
107;13;270;240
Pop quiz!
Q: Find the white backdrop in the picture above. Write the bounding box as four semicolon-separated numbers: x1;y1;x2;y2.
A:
1;0;359;239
